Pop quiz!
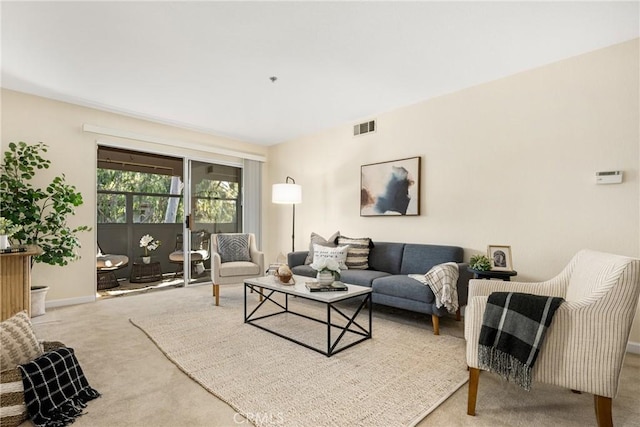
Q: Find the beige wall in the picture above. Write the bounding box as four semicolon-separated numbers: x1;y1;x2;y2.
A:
1;89;267;305
265;40;640;344
2;39;638;346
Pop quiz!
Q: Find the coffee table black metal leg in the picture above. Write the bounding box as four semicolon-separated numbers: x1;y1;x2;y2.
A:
327;303;332;356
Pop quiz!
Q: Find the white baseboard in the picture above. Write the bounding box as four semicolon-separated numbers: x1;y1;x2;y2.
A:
627;341;640;354
46;295;95;309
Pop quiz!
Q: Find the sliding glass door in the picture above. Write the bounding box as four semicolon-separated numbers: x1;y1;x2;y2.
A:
183;160;242;284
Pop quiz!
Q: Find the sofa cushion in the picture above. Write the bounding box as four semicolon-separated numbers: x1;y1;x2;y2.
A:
337;236;371;270
312;244;349;270
367;242;405;274
0;311;43;371
217;234;251;263
372;275;436;303
304;231;340;264
400;244;463;275
290;265;389;287
291;264;317;277
340;270;390;287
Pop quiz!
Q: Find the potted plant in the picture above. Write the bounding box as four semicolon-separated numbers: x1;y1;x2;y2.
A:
309;258;341;285
0;217;21;250
469;254;492;271
0;141;91;315
139;234;161;264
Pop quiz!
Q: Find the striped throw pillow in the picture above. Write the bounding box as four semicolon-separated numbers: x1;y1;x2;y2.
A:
338;236;371;270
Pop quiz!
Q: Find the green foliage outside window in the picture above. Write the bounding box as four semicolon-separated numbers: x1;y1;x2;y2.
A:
97;169;240;225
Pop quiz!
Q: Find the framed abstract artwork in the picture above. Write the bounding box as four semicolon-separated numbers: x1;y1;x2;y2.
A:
360;156;421;216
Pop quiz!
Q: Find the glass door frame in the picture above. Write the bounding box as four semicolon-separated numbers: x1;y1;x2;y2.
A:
183;157;244;286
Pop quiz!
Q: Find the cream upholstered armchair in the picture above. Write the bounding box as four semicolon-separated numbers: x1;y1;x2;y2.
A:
211;233;264;306
465;249;640;427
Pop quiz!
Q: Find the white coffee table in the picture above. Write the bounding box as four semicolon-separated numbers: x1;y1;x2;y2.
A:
244;275;372;357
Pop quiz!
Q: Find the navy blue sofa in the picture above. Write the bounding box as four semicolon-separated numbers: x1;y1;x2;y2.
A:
288;241;471;335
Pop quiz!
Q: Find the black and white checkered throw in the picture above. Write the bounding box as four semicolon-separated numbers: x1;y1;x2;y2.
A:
18;347;100;427
478;292;564;390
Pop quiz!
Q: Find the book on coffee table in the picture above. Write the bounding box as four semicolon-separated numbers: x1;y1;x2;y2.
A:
305;281;348;292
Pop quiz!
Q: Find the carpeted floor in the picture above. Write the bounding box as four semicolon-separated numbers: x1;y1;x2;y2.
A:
28;283;640;427
130;294;468;427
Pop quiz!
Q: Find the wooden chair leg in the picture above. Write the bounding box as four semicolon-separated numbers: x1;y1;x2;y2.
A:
431;314;440;335
594;395;612;427
212;284;216;296
456;308;461;321
467;367;480;416
214;284;220;306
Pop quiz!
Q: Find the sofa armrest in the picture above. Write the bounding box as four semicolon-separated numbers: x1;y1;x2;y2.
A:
456;262;471;307
288;251;308;268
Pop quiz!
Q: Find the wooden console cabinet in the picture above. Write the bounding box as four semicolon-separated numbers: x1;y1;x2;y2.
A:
0;246;42;320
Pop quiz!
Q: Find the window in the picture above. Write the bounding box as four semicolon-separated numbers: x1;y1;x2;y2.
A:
97;170;183;224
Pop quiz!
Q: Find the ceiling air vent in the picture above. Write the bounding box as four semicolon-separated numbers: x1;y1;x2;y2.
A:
353;120;376;136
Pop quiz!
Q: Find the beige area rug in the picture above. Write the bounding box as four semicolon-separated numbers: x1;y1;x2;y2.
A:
130;294;468;427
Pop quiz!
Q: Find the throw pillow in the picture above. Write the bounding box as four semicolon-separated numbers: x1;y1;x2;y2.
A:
0;368;27;427
338;236;372;270
0;311;43;371
304;231;340;264
312;244;349;270
217;234;251;263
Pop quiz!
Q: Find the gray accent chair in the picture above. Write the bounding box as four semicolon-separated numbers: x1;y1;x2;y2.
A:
210;233;264;306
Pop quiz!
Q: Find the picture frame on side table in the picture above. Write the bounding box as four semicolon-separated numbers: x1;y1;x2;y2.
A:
360;156;421;216
487;245;513;271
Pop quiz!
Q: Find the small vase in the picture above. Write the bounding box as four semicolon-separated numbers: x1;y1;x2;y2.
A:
142;256;151;264
316;271;334;285
0;235;8;250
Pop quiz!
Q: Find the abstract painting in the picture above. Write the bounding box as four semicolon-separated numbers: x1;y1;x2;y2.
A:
360;156;420;216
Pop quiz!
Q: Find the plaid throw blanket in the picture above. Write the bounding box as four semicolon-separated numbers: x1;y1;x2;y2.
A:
18;347;100;427
408;262;459;313
478;292;563;390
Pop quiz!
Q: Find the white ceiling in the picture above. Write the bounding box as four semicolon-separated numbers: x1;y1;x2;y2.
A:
2;1;638;146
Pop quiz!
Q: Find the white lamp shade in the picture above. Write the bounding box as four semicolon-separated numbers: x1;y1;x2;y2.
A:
272;183;302;204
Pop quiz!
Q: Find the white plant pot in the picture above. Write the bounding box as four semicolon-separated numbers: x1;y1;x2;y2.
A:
142;256;151;264
316;271;335;285
30;286;50;317
0;235;9;250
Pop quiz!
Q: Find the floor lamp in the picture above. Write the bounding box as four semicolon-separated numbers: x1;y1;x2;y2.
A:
272;176;302;253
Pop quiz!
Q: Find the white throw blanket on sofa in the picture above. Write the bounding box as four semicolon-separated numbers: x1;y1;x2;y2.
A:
409;262;459;313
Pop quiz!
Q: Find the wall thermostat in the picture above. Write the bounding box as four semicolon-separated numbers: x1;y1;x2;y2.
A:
596;171;623;184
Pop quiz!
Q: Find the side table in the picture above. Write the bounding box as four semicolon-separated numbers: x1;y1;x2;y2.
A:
130;260;163;283
468;268;517;281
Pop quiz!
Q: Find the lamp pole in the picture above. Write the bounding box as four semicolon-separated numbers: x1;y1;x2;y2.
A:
272;176;302;254
286;176;296;253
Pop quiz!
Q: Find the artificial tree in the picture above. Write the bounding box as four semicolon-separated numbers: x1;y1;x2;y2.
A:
0;141;90;269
